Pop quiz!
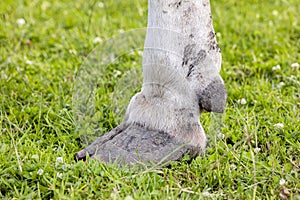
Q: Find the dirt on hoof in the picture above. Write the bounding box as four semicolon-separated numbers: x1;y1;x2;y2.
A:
75;123;201;166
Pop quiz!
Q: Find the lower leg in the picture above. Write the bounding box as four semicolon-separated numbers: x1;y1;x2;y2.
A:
75;0;226;165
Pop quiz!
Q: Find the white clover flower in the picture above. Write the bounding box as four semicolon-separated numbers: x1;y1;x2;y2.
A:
56;172;63;179
274;123;284;129
202;191;211;197
6;58;12;64
291;62;299;69
113;70;122;77
277;82;285;89
26;60;33;65
137;50;144;56
272;10;279;16
37;169;44;176
97;2;104;8
69;49;77;55
279;179;286;186
31;154;39;159
272;65;281;71
237;98;247;105
230;164;237;169
41;1;51;10
124;196;134;200
93;37;102;44
218;133;225;139
216;32;221;37
254;147;261;153
56;157;64;165
17;18;26;26
269;21;274;26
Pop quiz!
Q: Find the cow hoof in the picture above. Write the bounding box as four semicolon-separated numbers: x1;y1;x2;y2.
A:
75;123;201;166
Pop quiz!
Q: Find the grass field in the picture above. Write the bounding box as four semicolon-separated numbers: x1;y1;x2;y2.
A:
1;0;300;199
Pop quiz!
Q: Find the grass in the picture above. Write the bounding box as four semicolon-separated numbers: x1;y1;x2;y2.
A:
0;0;299;199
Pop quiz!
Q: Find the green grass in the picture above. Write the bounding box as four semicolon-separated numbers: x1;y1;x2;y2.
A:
1;0;300;199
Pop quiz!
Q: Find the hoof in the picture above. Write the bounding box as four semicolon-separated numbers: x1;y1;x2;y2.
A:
75;123;202;166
